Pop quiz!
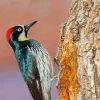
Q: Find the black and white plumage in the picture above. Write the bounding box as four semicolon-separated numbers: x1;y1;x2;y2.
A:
6;21;53;100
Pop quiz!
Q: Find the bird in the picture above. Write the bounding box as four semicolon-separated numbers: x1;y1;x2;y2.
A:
6;21;54;100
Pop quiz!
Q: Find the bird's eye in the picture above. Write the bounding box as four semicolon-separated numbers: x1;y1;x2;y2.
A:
17;28;22;32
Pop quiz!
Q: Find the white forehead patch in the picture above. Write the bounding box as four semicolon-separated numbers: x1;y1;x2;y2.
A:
18;25;24;29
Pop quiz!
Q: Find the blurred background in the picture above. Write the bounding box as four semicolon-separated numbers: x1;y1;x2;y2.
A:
0;0;72;100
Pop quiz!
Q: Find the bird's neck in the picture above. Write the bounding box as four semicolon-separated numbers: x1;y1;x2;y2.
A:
9;38;20;51
9;36;30;51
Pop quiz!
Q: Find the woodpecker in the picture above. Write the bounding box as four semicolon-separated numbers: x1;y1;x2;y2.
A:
6;21;53;100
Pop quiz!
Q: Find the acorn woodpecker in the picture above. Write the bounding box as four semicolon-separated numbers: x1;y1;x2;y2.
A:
6;21;53;100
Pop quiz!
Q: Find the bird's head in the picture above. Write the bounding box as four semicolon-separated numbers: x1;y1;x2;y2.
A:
6;21;37;43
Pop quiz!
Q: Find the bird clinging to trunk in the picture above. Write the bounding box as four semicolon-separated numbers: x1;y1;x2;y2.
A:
6;21;53;100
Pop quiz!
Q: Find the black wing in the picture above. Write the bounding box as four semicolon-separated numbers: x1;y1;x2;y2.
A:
26;56;44;100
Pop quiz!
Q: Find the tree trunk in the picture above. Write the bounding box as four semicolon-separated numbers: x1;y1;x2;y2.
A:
55;0;100;100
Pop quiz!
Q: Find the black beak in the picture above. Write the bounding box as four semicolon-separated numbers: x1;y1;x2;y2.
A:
25;21;37;33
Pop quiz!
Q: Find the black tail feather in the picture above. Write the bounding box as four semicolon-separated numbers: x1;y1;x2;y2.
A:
27;79;44;100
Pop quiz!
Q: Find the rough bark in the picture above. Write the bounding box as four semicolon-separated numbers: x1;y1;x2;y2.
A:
55;0;100;100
